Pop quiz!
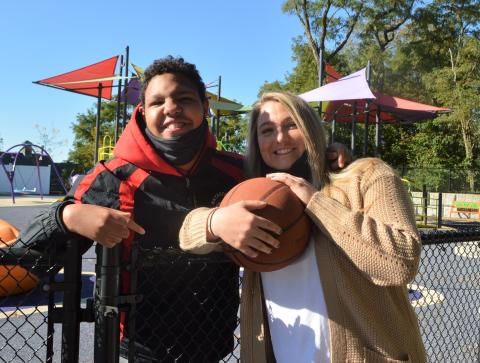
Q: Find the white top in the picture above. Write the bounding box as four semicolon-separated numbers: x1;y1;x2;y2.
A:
261;238;331;363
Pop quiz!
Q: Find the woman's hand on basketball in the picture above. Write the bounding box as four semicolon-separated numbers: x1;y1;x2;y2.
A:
62;204;145;248
266;173;316;205
210;201;282;258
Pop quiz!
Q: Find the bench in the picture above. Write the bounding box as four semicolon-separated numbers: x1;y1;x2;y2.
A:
449;201;480;219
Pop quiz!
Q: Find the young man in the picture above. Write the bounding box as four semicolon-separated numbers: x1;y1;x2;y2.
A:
21;56;246;362
20;56;348;362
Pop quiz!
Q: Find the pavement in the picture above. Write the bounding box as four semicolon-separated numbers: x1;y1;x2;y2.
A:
0;194;62;206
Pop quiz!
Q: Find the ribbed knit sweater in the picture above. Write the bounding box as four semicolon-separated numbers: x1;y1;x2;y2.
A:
179;158;427;363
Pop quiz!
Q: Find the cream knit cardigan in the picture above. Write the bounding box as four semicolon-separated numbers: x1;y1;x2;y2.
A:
180;158;427;363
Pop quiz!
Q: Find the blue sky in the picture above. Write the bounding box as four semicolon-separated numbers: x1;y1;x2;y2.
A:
0;0;304;161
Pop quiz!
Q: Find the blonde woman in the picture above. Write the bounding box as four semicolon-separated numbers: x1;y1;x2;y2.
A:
180;92;426;363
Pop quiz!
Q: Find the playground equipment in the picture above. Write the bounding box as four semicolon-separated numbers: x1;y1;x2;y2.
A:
98;133;114;161
0;142;67;203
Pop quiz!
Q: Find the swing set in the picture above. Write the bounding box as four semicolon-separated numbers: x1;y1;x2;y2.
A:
0;143;67;204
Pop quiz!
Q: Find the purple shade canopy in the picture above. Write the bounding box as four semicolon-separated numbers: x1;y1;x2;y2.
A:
299;68;375;102
120;78;141;105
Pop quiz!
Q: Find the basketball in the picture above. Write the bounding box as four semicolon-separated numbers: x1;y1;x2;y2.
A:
220;177;311;272
0;219;39;297
0;219;19;247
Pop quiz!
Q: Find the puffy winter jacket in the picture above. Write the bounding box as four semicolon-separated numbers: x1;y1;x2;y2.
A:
19;105;244;362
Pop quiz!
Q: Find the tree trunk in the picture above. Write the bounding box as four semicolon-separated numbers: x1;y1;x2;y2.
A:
460;122;476;191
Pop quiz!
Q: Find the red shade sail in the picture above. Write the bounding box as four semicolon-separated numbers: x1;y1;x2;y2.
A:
325;64;343;84
324;92;450;124
35;56;119;99
315;64;450;124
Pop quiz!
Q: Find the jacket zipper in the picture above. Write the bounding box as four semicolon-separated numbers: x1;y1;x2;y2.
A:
185;177;198;208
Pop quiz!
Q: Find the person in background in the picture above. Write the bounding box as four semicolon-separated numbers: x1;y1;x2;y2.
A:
180;91;426;363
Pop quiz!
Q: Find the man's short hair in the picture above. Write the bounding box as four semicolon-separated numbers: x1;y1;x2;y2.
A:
141;56;207;105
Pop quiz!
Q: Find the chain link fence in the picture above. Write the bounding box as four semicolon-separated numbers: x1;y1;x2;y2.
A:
395;165;480;193
1;229;480;362
412;228;480;362
0;238;57;362
117;246;240;363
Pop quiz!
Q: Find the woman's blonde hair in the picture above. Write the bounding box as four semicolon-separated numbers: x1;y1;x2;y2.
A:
246;91;329;189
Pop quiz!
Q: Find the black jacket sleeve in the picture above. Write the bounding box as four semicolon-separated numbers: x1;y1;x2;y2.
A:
14;176;93;276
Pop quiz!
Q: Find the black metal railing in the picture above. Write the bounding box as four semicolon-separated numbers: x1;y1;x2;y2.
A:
1;229;480;362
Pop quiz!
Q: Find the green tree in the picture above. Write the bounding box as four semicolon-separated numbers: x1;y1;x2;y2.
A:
282;0;364;75
216;114;248;154
68;100;125;170
400;0;480;190
423;38;480;190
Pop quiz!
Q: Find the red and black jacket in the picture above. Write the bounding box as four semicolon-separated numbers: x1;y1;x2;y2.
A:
20;106;245;362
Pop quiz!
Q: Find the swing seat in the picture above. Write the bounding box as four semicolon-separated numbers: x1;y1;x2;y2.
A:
0;220;39;297
13;187;37;194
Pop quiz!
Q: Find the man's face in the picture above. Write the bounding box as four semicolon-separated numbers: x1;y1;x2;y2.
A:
140;73;208;139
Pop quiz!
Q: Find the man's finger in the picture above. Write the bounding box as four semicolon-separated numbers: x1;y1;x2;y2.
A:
127;219;146;235
326;151;338;160
111;210;133;225
116;227;130;239
337;153;345;168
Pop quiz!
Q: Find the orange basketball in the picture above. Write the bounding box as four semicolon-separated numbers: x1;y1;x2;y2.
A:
220;177;311;272
0;219;19;247
0;265;39;297
0;219;39;297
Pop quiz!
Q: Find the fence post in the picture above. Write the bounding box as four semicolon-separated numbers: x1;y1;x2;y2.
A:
449;169;452;192
422;184;428;226
61;238;83;363
95;245;121;363
437;192;443;229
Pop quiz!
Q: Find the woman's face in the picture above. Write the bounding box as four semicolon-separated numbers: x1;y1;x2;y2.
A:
257;101;306;171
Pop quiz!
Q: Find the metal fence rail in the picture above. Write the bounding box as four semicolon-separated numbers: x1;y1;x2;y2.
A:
1;229;480;362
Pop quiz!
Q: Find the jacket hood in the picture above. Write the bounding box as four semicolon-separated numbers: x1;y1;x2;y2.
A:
114;104;217;176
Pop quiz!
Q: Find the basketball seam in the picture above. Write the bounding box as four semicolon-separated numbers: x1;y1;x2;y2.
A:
259;183;288;201
264;185;306;230
282;210;307;231
223;179;286;205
